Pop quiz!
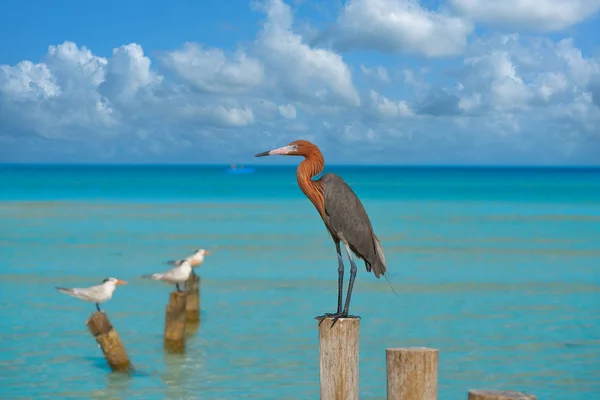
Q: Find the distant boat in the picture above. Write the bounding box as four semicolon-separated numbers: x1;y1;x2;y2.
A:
226;164;256;174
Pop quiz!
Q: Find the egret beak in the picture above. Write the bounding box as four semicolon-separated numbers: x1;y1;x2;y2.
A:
116;280;127;285
255;145;294;157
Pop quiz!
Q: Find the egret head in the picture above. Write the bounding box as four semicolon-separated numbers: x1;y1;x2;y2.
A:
255;140;319;157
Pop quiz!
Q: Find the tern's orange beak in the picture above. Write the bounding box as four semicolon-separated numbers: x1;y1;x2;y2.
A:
116;280;127;285
205;250;211;255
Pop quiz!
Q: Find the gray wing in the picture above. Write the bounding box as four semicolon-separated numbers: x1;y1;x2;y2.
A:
321;173;387;278
57;284;105;301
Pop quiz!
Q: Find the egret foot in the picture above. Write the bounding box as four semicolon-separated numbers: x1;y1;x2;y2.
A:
314;313;360;329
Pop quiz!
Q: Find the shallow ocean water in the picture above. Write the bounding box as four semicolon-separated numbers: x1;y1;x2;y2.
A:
0;165;599;399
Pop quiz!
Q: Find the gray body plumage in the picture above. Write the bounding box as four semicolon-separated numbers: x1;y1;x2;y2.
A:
320;173;387;278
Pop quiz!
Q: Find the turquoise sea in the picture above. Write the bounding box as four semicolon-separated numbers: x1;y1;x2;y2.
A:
0;165;599;399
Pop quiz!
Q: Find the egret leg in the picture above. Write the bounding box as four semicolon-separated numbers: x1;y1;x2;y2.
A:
315;242;344;322
316;243;360;329
331;241;344;314
335;243;344;314
341;243;358;317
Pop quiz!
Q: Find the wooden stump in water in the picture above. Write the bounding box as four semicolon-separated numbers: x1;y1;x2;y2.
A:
164;291;187;353
184;273;200;323
86;311;131;372
316;316;359;400
386;347;438;400
468;390;537;400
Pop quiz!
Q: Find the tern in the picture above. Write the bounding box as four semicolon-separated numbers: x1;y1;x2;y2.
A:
143;259;193;292
55;277;128;312
166;248;211;268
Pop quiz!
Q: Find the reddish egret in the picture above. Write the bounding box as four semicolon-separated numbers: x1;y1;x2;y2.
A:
255;140;386;323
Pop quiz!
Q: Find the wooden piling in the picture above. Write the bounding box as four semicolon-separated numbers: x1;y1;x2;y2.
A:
468;390;537;400
386;347;438;400
164;291;187;353
184;272;200;323
316;317;360;400
86;311;131;372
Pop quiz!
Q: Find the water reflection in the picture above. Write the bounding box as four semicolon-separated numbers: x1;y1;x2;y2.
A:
186;320;200;337
89;370;133;400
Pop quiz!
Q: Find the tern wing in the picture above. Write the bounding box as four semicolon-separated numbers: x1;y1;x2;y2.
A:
165;259;184;267
56;284;103;302
160;266;182;281
142;273;164;280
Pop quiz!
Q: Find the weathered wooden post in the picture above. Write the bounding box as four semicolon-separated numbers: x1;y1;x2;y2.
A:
468;390;537;400
386;347;438;400
164;291;187;353
184;272;200;323
316;316;360;400
86;311;131;372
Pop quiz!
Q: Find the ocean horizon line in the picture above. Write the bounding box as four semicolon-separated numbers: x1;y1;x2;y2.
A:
2;163;600;170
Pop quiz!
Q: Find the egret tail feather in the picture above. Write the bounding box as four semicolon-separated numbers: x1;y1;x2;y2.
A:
372;234;387;278
372;235;398;298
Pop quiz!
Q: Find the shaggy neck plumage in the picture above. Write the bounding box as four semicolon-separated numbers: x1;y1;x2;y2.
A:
296;148;326;221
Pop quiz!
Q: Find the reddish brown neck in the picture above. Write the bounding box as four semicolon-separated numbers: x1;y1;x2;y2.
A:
296;149;326;221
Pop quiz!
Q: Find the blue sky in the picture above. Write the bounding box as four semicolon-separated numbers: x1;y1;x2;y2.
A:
1;0;600;165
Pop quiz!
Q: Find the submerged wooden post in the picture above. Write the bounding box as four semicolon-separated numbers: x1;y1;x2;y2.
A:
316;317;360;400
164;291;187;353
184;273;200;323
86;311;131;372
386;347;438;400
468;390;537;400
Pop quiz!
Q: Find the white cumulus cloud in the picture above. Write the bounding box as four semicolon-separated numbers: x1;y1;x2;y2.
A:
454;34;600;117
278;104;297;119
369;90;414;118
361;64;391;83
160;42;264;94
254;0;360;107
0;42;117;140
450;0;600;32
101;43;163;102
317;0;473;57
1;0;600;165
